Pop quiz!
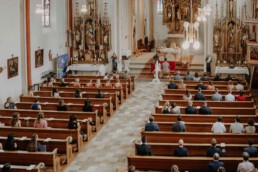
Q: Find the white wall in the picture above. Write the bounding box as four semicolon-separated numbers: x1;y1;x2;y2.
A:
0;0;23;105
30;0;68;84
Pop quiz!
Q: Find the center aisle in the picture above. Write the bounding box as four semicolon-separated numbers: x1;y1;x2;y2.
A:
65;81;165;172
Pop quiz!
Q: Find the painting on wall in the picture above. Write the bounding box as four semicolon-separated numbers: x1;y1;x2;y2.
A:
35;49;44;68
7;56;18;79
250;47;258;61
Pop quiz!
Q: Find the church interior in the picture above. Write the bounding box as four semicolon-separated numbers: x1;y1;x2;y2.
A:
1;0;258;171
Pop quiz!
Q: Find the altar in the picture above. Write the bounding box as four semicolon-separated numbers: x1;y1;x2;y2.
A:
157;47;182;60
66;64;107;76
215;66;249;80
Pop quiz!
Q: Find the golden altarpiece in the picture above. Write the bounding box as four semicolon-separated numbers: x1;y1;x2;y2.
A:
162;0;201;47
213;0;249;64
68;0;111;64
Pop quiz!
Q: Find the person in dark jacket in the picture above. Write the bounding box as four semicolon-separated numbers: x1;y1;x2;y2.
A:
57;99;67;111
82;99;93;112
208;153;224;172
207;138;222;157
4;133;17;151
195;80;207;90
167;79;178;89
174;139;188;157
145;116;159;131
185;101;196;114
194;88;205;101
135;136;152;156
243;140;257;157
199;101;212;114
96;89;104;98
172;115;186;132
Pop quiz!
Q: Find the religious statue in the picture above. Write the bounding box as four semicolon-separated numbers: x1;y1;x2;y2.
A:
241;35;247;61
229;0;234;18
176;5;181;20
167;5;174;22
214;30;220;47
86;22;95;50
228;23;235;51
206;55;212;74
75;29;81;50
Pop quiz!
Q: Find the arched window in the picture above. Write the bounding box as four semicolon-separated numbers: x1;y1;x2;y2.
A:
157;0;163;14
42;0;50;27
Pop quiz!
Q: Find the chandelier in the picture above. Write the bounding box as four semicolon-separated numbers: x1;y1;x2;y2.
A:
35;0;44;14
80;0;87;14
182;0;200;49
197;4;212;22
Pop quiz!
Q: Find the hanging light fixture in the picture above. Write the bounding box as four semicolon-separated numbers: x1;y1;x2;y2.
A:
197;4;212;22
182;0;200;49
80;0;87;14
35;0;44;14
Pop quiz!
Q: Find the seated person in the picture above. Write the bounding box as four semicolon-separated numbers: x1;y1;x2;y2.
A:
27;134;46;152
183;90;192;101
58;78;67;87
95;79;102;88
172;115;186;132
193;72;201;82
208;153;224;172
161;58;170;75
201;72;209;81
225;74;232;81
227;80;235;90
85;80;93;88
199;101;212;114
4;133;17;151
185;101;196;114
34;112;48;128
96;89;104;98
82;99;93;112
145;116;159;131
135;136;152;156
237;152;255;172
213;74;221;81
75;88;82;98
173;71;181;81
68;114;87;141
52;87;60;98
229;116;244;133
27;86;34;97
167;79;178;89
245;118;256;133
10;112;21;127
206;81;215;91
236;91;247;101
114;79;122;88
31;99;42;110
235;80;244;91
177;79;186;90
122;70;130;80
103;73;109;80
194;88;205;101
207;138;222;157
46;77;54;87
211;116;226;133
171;165;180;172
195;80;207;90
4;97;17;109
174;139;188;157
56;99;67;111
162;101;171;114
243;140;257;157
211;88;223;101
225;89;235;102
104;80;112;88
72;78;81;88
171;102;180;114
185;71;193;80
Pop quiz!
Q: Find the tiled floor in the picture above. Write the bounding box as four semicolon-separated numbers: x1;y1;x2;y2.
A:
65;81;166;172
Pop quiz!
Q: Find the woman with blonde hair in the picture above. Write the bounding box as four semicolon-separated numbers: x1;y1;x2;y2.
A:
4;97;17;109
178;79;186;90
95;79;102;88
72;78;81;88
162;101;171;114
207;80;215;91
27;134;46;152
27;86;34;97
227;80;235;90
34;112;48;128
10;112;21;127
104;80;112;88
171;164;180;172
85;80;93;87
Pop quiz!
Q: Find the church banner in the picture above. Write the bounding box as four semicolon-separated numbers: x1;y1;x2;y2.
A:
56;54;69;78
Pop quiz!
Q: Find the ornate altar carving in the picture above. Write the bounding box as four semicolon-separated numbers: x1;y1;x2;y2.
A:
163;0;201;34
213;0;249;64
68;0;111;64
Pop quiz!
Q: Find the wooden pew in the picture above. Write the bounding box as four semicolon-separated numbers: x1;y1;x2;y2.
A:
20;96;113;117
155;106;256;115
0;136;73;164
0;126;83;152
141;131;258;144
185;85;248;90
127;155;258;172
0;163;44;172
153;122;258;132
56;78;134;94
0;109;101;131
162;94;252;101
33;91;119;110
164;89;251;96
0;149;60;172
158;100;254;108
0;116;92;142
152;114;257;123
15;102;108;124
134;142;258;157
40;86;125;104
173;80;247;86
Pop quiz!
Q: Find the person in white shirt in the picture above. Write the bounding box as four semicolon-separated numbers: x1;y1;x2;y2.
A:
211;116;226;133
237;152;255;172
229;116;245;133
235;80;244;91
225;89;235;102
